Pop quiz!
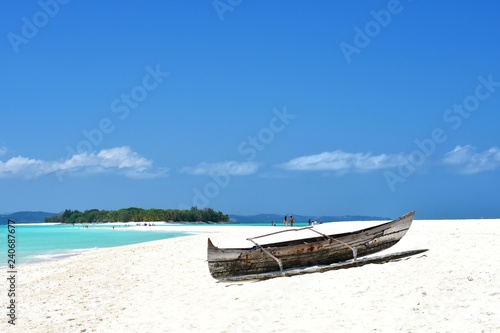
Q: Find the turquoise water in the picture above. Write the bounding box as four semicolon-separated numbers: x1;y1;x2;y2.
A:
0;223;191;266
0;221;314;266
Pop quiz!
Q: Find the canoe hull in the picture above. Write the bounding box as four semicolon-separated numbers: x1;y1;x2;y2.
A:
207;211;415;280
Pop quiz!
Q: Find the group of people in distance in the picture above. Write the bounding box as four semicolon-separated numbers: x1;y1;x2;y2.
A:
270;215;295;227
283;215;294;227
271;215;321;227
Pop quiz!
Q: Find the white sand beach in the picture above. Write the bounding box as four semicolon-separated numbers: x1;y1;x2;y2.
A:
2;219;499;333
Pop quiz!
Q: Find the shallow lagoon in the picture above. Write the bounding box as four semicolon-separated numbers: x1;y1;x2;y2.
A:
0;223;191;265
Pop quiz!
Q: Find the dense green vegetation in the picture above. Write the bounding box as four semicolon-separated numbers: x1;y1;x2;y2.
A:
44;207;229;223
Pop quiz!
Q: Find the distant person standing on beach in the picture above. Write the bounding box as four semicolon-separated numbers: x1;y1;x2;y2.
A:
290;215;294;227
284;216;288;227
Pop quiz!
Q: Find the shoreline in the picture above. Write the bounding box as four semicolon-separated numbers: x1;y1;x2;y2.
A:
1;223;197;268
6;215;500;226
2;219;499;332
4;218;499;267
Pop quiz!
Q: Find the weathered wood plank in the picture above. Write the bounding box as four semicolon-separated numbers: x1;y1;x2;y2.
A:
217;249;429;282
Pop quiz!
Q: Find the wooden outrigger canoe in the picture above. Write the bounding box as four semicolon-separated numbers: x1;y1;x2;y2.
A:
207;211;417;280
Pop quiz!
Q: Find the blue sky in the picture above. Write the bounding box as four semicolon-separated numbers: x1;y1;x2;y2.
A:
1;1;499;219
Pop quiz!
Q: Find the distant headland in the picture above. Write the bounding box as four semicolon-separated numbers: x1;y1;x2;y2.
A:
1;209;390;224
43;207;230;223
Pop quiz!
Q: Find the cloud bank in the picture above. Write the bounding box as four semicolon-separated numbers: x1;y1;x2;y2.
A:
443;145;500;174
0;146;168;179
279;150;405;173
180;161;260;176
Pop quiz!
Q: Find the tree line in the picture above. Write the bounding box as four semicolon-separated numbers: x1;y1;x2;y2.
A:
44;207;230;223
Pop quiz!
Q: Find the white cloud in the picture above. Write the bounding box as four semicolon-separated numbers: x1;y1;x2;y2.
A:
279;150;406;173
443;145;500;174
0;156;45;178
180;160;260;176
0;146;168;179
0;146;7;156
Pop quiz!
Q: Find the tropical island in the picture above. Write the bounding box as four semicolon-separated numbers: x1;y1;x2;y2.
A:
44;207;230;224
